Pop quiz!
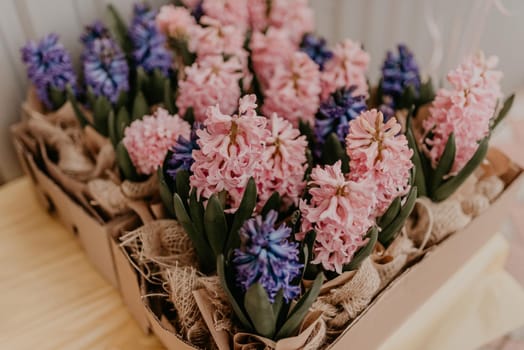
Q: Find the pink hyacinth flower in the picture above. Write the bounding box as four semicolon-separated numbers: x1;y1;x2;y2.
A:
262;52;321;127
123;108;191;175
346;109;413;216
202;0;250;31
321;39;370;100
177;54;243;122
156;5;198;41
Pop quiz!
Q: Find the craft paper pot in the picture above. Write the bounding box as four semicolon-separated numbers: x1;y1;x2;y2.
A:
111;226;151;334
10;122;133;289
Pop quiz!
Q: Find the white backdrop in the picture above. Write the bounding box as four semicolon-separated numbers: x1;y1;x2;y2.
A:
1;0;523;183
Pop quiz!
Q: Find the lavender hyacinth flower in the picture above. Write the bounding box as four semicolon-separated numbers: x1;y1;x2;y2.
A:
315;86;367;155
166;126;200;181
300;33;333;71
82;35;129;104
233;210;303;303
80;21;110;46
381;44;421;103
129;3;172;75
21;33;76;109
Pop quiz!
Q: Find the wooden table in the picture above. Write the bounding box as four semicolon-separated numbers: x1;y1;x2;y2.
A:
1;178;524;350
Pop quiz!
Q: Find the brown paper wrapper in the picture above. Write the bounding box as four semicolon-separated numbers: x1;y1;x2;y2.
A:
372;233;416;289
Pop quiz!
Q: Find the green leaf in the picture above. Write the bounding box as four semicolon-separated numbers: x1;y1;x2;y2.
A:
227;178;257;252
107;4;132;55
378;187;418;246
48;86;66;110
492;94;515;130
430;133;456;194
116;106;131;142
299;119;315;148
158;166;176;218
67;88;89;127
136;67;148;92
378;196;401;229
272;289;285;320
244;283;276;339
418;78;436;106
322;132;349;173
204;194;228;257
116;142;140;181
175;170;191;206
189;189;205;241
432;137;489;202
261;192;280;217
174;193;215;273
115;90;128;110
184;107;195;124
108;110;118;148
164;80;176;114
132;91;148;120
148;69;166;104
93;96;111;136
344;226;379;271
275;273;324;340
406;111;427;196
217;255;253;330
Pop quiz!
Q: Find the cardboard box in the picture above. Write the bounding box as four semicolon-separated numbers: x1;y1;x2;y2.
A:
10;122;135;289
138;169;523;349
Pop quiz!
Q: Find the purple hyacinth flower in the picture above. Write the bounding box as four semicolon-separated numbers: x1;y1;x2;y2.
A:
233;210;303;303
80;21;111;47
191;0;204;21
166;125;200;180
315;86;367;156
82;35;129;104
129;3;172;75
381;44;421;103
300;33;333;71
21;33;77;109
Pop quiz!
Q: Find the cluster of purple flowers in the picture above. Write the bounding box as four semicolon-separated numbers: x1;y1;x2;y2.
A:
300;33;333;71
166;125;200;180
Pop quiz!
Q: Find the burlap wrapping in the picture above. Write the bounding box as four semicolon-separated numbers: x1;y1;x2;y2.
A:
120;219;197;283
164;264;211;348
475;176;505;202
408;197;471;247
372;233;416;289
87;178;130;217
311;258;380;340
232;311;326;350
197;276;235;335
121;172;159;199
461;193;490;217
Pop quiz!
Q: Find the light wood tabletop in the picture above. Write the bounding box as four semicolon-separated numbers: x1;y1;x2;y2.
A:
1;177;523;350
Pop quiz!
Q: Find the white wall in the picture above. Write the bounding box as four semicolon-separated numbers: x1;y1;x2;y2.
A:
1;0;523;183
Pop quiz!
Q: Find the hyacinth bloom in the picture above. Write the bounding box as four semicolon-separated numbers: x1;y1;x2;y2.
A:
248;0;314;44
233;210;302;302
202;0;249;30
381;44;421;103
190;95;270;210
123;108;191;175
346;109;413;216
300;33;333;71
423;52;502;174
299;161;376;273
80;21;110;46
82;37;129;104
156;4;198;41
315;86;367;154
129;3;172;75
321;39;370;100
256;114;308;207
250;28;297;89
190;16;246;59
21;33;76;109
177;55;242;122
262;52;321;127
166;125;200;181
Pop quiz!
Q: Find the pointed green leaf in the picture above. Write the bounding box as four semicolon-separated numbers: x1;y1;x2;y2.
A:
164;80;176;114
184;107;195;124
67;87;89;127
344;226;379;271
322;132;349;173
406;111;427;196
116;142;140;181
492;94;515;130
175;170;191;205
378;196;401;229
116;106;131;142
158;167;175;218
136;67;148;91
174;193;215;273
272;289;285;321
261;192;280;217
107;4;132;55
204;194;228;256
132;92;148;120
275;273;324;340
432;137;489;202
48;86;66;110
299;119;315;148
244;283;276;339
189;189;205;240
430;133;456;194
115;90;128;110
217;255;253;330
108;110;118;147
379;186;418;246
227;178;257;252
93;96;111;136
418;78;436;106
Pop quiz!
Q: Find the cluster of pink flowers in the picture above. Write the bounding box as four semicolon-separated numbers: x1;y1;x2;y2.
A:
262;52;321;127
177;55;243;122
346;109;413;216
202;0;250;30
423;52;503;174
156;5;198;41
299;161;376;273
123;108;191;175
190;95;308;211
321;39;370;100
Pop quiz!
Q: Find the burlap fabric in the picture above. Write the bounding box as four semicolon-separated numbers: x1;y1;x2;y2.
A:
372;233;416;289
